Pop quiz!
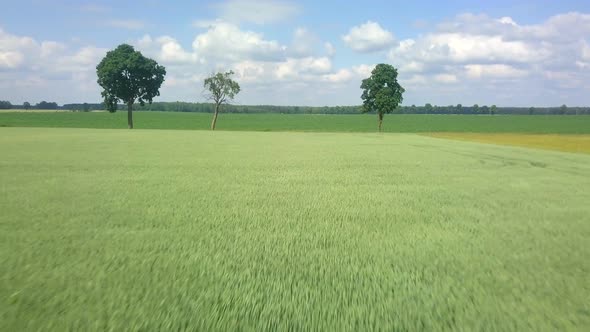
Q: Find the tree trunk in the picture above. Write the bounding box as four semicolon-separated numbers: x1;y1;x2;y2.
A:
211;104;220;130
127;101;133;129
378;113;383;132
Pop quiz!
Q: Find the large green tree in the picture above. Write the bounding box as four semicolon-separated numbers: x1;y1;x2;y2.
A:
96;44;166;129
360;64;405;131
204;70;240;130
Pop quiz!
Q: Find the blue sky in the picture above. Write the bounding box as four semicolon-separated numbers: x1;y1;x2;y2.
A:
1;0;589;106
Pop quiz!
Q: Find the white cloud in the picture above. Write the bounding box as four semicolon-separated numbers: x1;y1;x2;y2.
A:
0;51;24;69
0;28;37;51
383;12;590;106
105;19;145;30
464;64;528;79
0;28;111;103
281;57;332;75
342;21;395;53
434;73;458;83
231;56;332;82
192;21;285;62
0;28;60;69
582;40;590;61
156;36;198;63
498;17;517;26
54;46;108;74
41;41;66;58
214;0;300;25
388;12;590;86
288;28;320;57
351;64;374;78
322;69;353;83
2;11;590;107
389;33;548;66
320;65;375;84
399;61;425;73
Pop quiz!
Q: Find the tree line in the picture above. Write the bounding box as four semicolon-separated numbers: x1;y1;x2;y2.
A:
56;102;589;115
0;101;58;110
3;100;588;116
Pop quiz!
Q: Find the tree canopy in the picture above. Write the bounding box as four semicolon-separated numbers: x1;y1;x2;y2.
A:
36;101;58;109
0;101;12;109
360;63;405;131
96;44;166;128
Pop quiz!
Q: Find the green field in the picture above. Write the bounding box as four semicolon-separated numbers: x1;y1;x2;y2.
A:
1;127;589;330
1;111;590;133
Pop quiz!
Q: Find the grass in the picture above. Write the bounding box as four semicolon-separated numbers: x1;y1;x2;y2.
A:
1;111;590;133
1;127;589;330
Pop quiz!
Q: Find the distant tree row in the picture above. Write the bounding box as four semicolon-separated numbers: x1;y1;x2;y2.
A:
4;99;588;115
0;100;58;110
58;102;590;115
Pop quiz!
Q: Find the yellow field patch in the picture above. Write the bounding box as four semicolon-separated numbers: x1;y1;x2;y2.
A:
425;133;590;154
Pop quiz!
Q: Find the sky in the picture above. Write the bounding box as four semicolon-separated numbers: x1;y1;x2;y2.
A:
1;0;589;107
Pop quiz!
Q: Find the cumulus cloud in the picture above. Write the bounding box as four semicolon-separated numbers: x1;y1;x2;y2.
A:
464;64;528;79
322;69;353;83
192;21;285;62
0;51;24;69
129;23;349;104
0;27;110;103
383;12;590;106
582;40;590;60
214;0;300;25
40;41;66;58
138;35;198;64
389;12;590;92
2;11;590;107
287;28;322;57
342;21;395;52
321;64;375;84
434;73;458;83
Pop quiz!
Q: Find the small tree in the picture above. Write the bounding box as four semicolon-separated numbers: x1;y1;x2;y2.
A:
204;70;241;130
96;44;166;129
360;64;405;131
23;102;31;110
528;107;535;115
490;105;497;115
473;104;479;114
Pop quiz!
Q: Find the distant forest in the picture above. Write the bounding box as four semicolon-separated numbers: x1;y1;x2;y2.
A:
1;100;589;115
